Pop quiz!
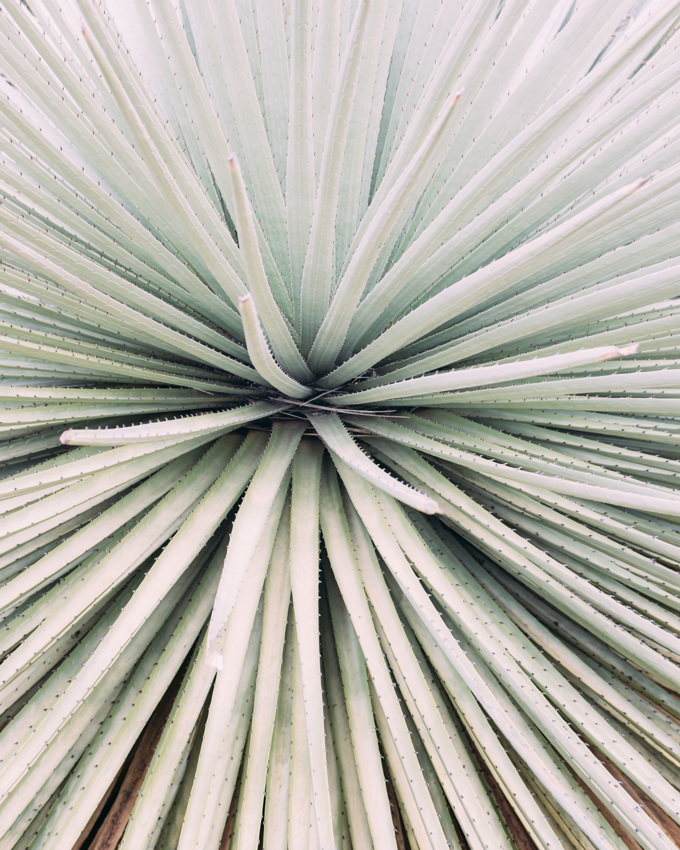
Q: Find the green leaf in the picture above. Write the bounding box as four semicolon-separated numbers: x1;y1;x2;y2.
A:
332;343;638;404
231;510;292;850
320;467;451;850
238;296;313;400
60;400;285;446
309;92;462;374
177;483;289;850
289;441;335;850
228;155;312;381
298;0;372;352
354;415;680;517
320;176;657;388
205;421;305;668
309;412;440;514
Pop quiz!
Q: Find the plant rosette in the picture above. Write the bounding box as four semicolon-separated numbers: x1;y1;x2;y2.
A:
0;1;679;849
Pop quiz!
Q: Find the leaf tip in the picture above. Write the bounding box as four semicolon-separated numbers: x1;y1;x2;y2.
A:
421;496;442;515
59;429;75;445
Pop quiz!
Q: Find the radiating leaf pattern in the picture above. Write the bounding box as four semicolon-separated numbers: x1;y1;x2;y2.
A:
0;0;679;848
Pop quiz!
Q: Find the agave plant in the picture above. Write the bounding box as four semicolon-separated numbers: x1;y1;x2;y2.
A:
1;0;680;847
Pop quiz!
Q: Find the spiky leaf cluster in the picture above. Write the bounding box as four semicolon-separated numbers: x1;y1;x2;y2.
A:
1;1;680;848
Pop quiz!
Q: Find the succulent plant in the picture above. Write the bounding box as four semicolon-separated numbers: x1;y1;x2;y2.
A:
0;0;680;848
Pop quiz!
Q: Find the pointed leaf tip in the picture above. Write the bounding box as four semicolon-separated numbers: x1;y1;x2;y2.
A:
310;413;441;514
60;429;76;445
421;496;442;515
598;342;639;361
